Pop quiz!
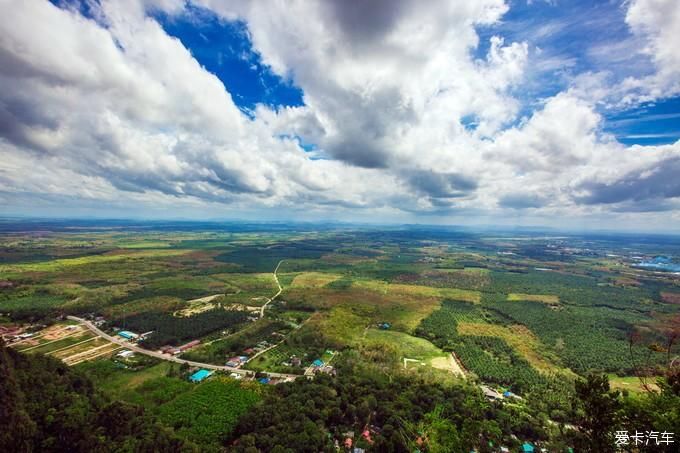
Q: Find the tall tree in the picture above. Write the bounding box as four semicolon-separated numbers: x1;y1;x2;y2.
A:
574;374;622;453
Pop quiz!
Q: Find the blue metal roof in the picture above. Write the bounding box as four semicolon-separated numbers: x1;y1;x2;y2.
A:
117;330;137;339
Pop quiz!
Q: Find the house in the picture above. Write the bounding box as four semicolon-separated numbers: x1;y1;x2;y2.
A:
317;365;335;375
117;350;135;358
311;359;324;367
258;377;270;384
521;442;535;453
378;322;391;330
480;385;503;400
226;357;242;367
179;340;200;351
189;369;212;383
291;356;302;367
0;325;22;338
243;347;255;355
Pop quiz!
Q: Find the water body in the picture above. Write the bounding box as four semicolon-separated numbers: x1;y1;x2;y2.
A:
634;256;680;272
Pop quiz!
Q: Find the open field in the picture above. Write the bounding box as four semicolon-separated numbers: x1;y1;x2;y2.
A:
363;328;447;362
507;293;560;305
18;331;94;354
77;360;176;400
290;272;342;288
175;294;224;317
362;328;465;376
608;374;661;394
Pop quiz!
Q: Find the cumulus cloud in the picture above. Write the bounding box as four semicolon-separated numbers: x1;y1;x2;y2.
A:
625;0;680;98
0;0;678;228
576;155;680;206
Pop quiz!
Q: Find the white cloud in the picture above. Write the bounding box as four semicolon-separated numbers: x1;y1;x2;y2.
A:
0;0;678;229
624;0;680;99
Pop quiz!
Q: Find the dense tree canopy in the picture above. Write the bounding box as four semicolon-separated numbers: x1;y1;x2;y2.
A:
0;341;192;452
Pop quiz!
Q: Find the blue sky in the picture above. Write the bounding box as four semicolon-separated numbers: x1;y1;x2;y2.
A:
1;0;680;231
154;6;304;114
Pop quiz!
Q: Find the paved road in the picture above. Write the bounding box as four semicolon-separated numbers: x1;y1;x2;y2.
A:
260;260;284;318
66;316;300;380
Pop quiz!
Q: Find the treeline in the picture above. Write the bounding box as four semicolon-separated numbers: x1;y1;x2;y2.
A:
110;309;248;348
230;353;555;452
0;341;192;452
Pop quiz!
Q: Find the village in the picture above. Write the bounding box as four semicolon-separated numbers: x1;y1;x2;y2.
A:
2;313;338;387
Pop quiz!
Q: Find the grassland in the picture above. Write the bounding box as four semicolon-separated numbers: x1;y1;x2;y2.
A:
76;360;176;401
608;374;661;394
363;328;449;365
290;272;342;288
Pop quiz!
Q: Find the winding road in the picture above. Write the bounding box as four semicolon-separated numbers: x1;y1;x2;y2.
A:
260;260;284;318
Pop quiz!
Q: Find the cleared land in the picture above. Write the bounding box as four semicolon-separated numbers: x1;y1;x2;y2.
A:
290;272;341;288
175;294;224;317
507;293;560;305
609;374;660;394
430;354;466;377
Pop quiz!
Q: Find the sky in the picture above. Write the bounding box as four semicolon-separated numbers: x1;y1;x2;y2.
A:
0;0;679;232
